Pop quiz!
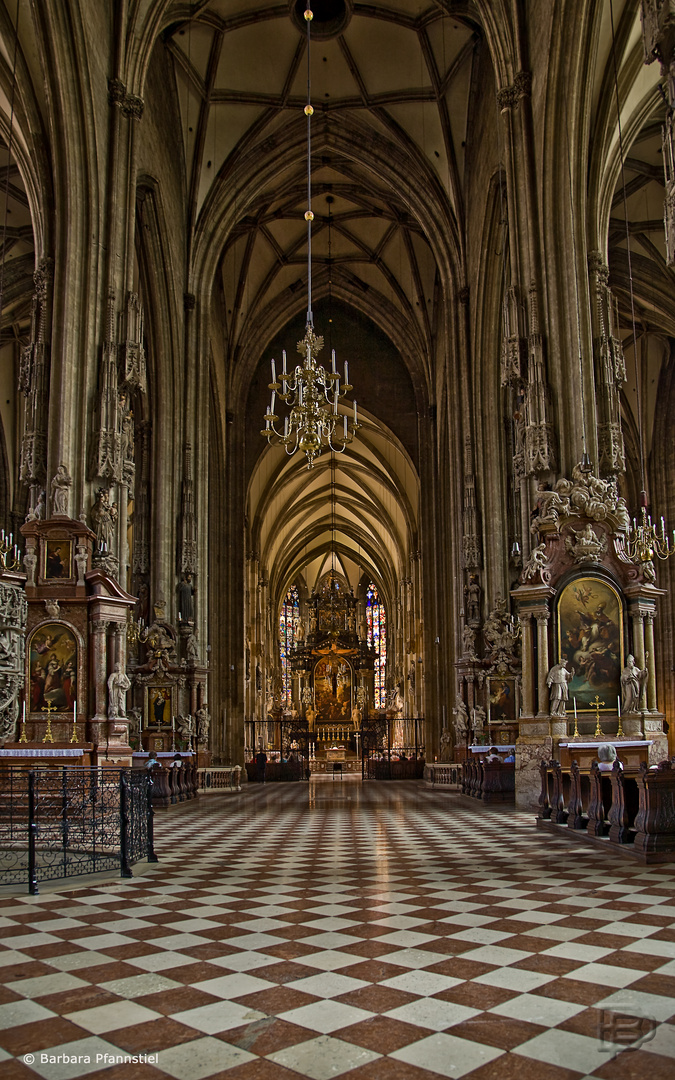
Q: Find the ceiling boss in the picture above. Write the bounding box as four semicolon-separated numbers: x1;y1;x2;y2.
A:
261;5;360;468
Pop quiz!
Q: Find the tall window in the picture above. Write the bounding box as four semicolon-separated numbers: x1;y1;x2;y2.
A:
279;585;300;705
366;582;387;709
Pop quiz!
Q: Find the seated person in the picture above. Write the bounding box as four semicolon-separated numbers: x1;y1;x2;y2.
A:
503;751;515;763
597;743;622;772
484;746;501;762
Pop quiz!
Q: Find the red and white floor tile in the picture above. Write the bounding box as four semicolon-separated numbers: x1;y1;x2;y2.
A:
1;779;674;1079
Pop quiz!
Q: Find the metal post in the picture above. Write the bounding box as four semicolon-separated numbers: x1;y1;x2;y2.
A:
146;774;158;863
119;769;132;878
28;769;38;895
61;767;69;880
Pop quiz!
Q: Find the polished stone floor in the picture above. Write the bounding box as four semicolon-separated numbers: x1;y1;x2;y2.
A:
0;779;674;1080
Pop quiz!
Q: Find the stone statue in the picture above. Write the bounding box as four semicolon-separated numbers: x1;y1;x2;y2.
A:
465;573;480;623
176;714;193;742
620;654;648;713
178;572;194;622
564;522;607;564
521;542;549;582
452;696;469;743
350;704;362;727
471;705;486;744
50;464;72;517
121;409;134;461
196;704;210;744
358;615;367;641
305;705;316;731
440;728;452;761
462;624;477;657
186;633;199;663
91;488;115;548
392;683;404;716
546;659;574;716
107;661;131;718
295;618;305;643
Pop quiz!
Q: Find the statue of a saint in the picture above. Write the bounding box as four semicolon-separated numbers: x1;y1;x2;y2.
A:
107;662;131;719
465;574;481;623
546;660;574;716
91;488;114;548
178;572;194;622
453;696;469;743
51;464;72;517
305;705;316;732
186;633;199;663
196;705;210;745
620;654;648;713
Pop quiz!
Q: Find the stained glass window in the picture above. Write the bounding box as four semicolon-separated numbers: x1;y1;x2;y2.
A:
366;582;387;709
279;585;300;705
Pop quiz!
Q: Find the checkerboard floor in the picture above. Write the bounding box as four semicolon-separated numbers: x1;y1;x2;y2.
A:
1;779;674;1080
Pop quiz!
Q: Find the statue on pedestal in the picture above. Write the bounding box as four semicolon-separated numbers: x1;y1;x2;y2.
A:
546;660;574;716
51;464;72;517
620;654;648;714
107;662;131;718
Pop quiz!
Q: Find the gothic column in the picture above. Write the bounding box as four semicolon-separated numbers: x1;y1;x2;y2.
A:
521;613;534;716
645;613;657;712
90;621;109;741
536;610;550;717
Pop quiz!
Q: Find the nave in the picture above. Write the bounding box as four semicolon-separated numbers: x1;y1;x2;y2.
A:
0;783;675;1079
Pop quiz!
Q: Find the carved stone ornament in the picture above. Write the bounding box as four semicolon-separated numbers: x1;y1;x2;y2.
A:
0;581;27;743
564;522;608;564
483;595;521;674
520;541;550;584
44;598;60;618
531;462;630;535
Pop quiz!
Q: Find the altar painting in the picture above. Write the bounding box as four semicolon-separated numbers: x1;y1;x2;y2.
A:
557;577;623;712
44;539;72;580
29;623;77;713
314;655;352;724
488;677;516;725
147;685;172;727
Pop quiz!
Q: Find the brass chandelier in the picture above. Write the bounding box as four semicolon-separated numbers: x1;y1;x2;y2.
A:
625;492;675;567
261;5;360;469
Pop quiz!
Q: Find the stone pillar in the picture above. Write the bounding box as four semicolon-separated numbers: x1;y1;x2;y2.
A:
521;612;534;716
631;610;647;710
645;613;658;712
536;610;550;716
90;620;109;741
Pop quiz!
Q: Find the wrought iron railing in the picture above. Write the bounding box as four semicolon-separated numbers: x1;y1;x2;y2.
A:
0;767;157;894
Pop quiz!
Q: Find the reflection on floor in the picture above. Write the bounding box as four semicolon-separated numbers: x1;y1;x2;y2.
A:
1;779;675;1080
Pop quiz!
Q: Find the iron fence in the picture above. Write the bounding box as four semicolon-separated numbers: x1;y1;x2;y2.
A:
361;716;426;779
0;767;158;894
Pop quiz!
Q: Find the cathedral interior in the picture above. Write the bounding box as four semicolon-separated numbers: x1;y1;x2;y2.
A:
1;2;675;1076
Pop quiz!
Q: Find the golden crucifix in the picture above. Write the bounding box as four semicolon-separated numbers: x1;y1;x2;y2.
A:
41;700;57;744
591;695;605;739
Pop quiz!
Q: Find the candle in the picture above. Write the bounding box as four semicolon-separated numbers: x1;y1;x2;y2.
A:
331;349;336;373
617;696;621;717
282;349;287;376
353;400;357;425
22;700;25;722
343;415;348;438
172;715;175;732
574;698;577;718
344;360;349;384
271;358;276;383
74;700;77;723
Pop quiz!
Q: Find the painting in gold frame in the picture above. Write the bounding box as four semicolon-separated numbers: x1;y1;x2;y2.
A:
146;684;172;728
557;576;623;712
44;539;72;580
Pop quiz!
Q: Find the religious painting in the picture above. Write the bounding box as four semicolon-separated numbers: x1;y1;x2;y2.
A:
151;736;165;752
29;623;78;713
488;677;516;725
557;576;623;712
44;539;72;580
314;654;352;725
147;685;172;728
